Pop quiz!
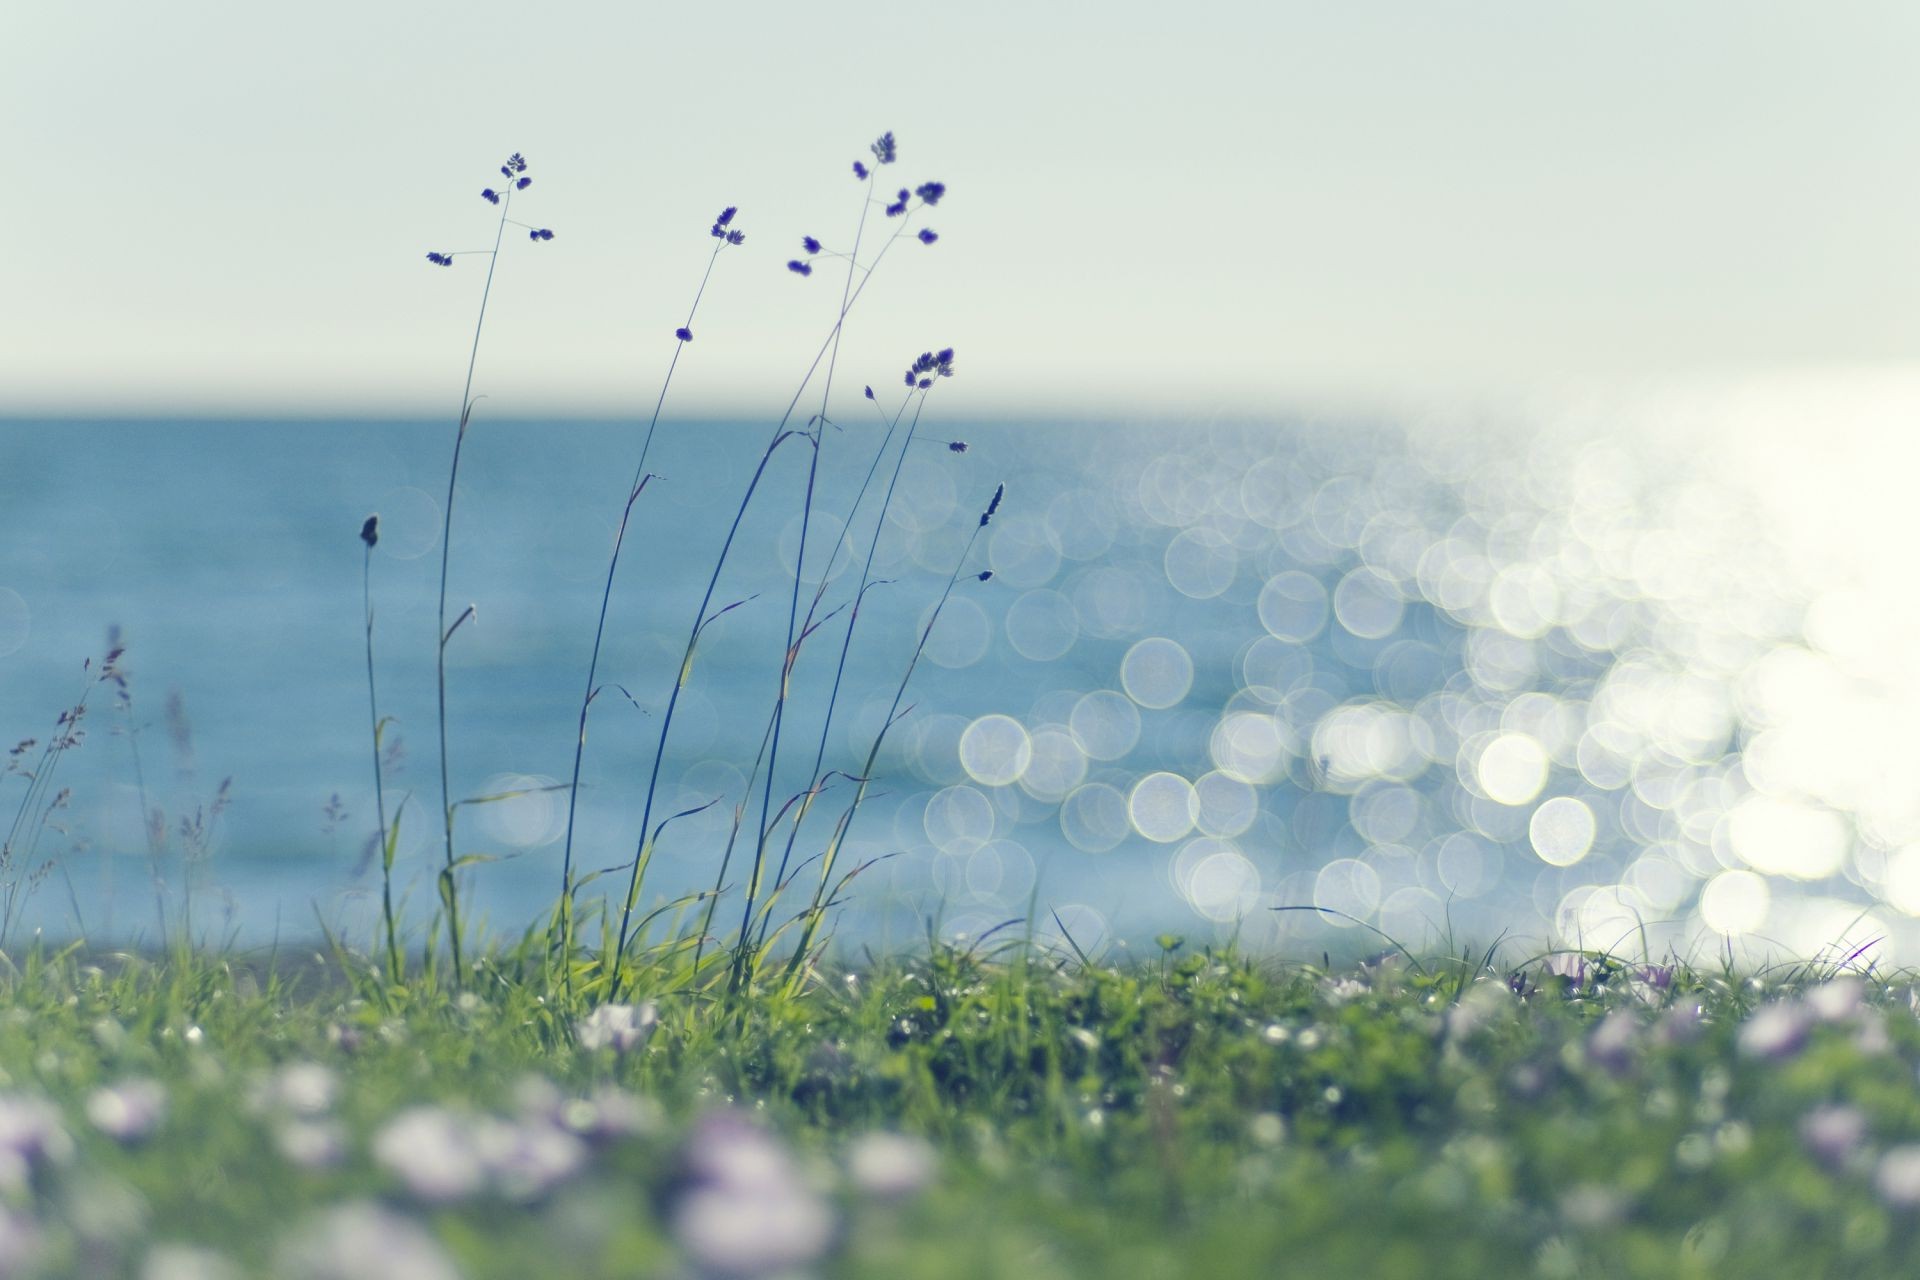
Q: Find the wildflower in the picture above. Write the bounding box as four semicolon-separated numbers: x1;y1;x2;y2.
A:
1806;977;1864;1023
1737;1001;1810;1062
87;1079;167;1142
481;188;500;205
710;206;740;239
853;160;868;179
1544;953;1588;989
787;260;813;276
976;570;993;582
277;1202;461;1280
360;515;379;548
576;1001;657;1053
1654;1001;1704;1045
918;228;939;244
948;441;967;452
715;206;737;228
0;1094;73;1190
674;1112;834;1279
1800;1104;1868;1170
506;152;528;173
374;1106;485;1202
1585;1010;1638;1075
915;180;946;205
425;253;453;267
515;176;531;190
252;1062;341;1118
1877;1146;1920;1208
276;1120;348;1171
884;198;907;217
863;386;875;400
981;484;1005;526
475;1116;589;1202
142;1244;242;1280
802;236;822;254
845;1133;937;1200
676;327;693;343
726;229;745;245
528;228;554;242
870;131;897;165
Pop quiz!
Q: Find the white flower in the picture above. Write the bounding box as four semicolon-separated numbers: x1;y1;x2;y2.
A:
1877;1146;1920;1208
87;1079;168;1142
142;1243;243;1280
374;1107;485;1203
278;1202;461;1280
575;1003;658;1054
846;1132;937;1200
1806;978;1864;1024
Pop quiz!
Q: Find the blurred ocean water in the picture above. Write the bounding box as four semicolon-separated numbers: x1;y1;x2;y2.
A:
0;407;1910;962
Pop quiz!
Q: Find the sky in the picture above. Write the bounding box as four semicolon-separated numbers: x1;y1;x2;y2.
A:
5;0;1918;416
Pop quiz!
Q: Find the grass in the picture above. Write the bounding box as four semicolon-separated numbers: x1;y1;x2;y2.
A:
0;940;1913;1276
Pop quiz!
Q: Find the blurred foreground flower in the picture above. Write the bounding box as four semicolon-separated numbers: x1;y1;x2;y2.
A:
0;1094;72;1189
87;1079;167;1142
576;1002;657;1053
674;1111;833;1278
845;1132;936;1200
278;1202;461;1280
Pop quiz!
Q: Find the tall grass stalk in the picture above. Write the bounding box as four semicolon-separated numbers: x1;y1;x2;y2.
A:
359;516;400;983
606;137;944;999
555;215;741;999
425;152;549;983
731;171;877;989
783;479;1001;984
756;386;935;952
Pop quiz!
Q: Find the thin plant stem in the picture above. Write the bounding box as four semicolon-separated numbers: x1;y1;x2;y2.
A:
732;173;876;991
606;209;926;999
785;483;1002;981
756;389;926;950
363;541;398;983
558;240;728;1002
435;182;513;984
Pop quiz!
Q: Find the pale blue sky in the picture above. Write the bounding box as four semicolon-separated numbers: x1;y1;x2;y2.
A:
5;0;1916;414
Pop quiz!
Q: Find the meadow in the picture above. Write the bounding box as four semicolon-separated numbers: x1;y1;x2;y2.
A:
3;131;1911;1278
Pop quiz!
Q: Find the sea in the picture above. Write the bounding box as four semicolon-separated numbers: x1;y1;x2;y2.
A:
2;390;1916;965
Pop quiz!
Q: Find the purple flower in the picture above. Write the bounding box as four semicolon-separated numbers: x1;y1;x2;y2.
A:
853;160;869;179
674;1112;834;1278
884;199;907;217
425;252;453;267
715;206;737;228
515;176;531;190
675;327;693;343
1801;1104;1869;1170
481;188;501;205
1738;1001;1811;1062
948;441;967;452
1585;1011;1638;1075
374;1107;485;1202
981;484;1005;526
359;515;379;548
506;153;528;174
976;570;993;582
918;228;939;245
802;236;822;255
726;229;745;245
787;260;813;276
870;132;897;165
863;386;875;400
915;181;946;205
529;228;554;241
